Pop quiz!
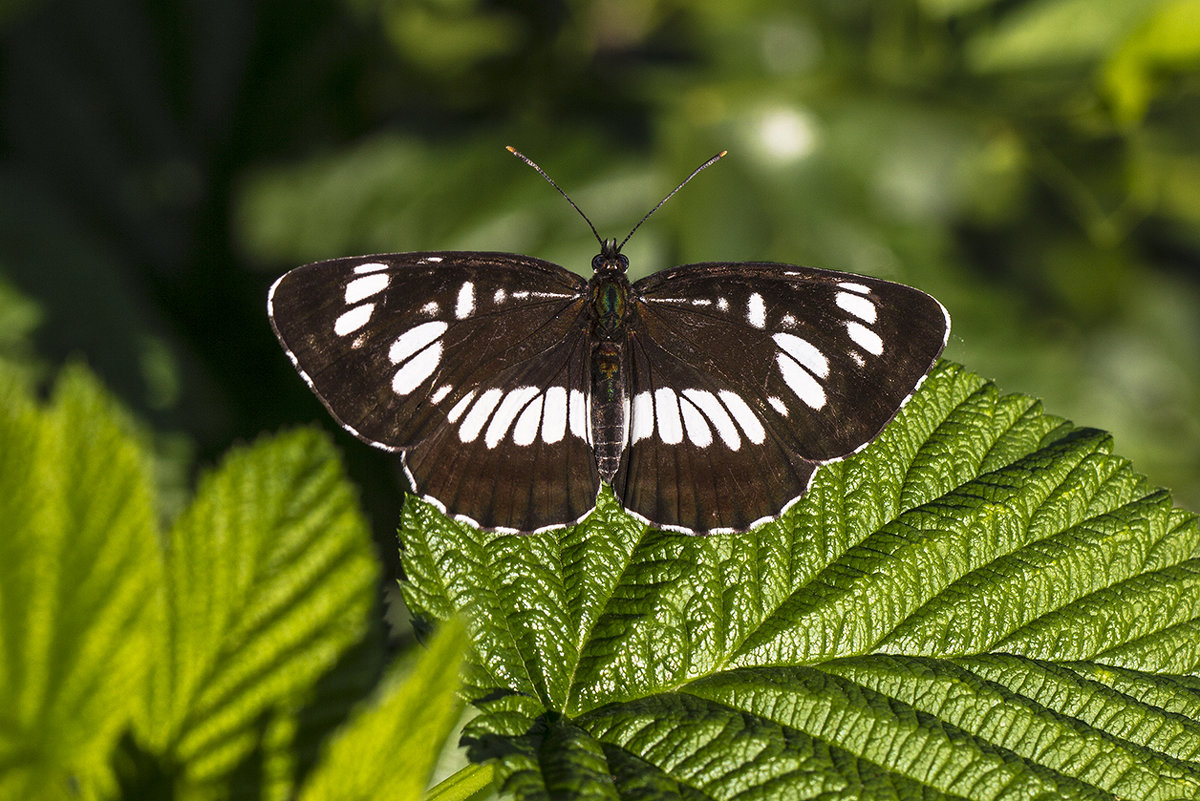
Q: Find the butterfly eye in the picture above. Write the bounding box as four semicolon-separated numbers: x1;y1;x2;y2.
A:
591;252;629;273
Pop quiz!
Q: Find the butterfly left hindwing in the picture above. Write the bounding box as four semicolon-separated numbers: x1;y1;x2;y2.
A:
269;252;603;532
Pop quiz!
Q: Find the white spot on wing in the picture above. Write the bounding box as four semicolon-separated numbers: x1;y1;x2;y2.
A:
773;332;829;378
390;321;448;364
768;396;788;416
838;281;870;294
747;292;766;329
653;387;683;444
430;384;452;404
681;389;739;450
455;282;475;319
717;297;729;311
447;391;474;423
493;288;506;304
622;394;631;447
345;273;389;304
392;343;441;395
541;387;567;443
680;397;713;447
777;352;826;409
513;395;543;446
334;303;375;336
630;391;653;444
459;388;503;443
719;391;765;443
780;313;797;328
568;389;588;441
836;291;877;323
846;321;883;355
485;386;539;448
353;262;388;273
419;256;444;264
420;301;439;315
584;388;593;446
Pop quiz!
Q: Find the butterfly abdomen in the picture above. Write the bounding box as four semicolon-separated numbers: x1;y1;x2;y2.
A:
589;272;632;481
590;342;624;480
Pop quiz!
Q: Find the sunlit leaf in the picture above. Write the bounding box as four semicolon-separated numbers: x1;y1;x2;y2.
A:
299;618;468;801
136;429;381;798
0;366;160;800
0;275;41;383
967;0;1151;71
1102;0;1200;124
917;0;994;18
401;362;1200;799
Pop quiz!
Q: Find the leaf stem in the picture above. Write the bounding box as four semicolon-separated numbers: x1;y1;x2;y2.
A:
424;762;495;801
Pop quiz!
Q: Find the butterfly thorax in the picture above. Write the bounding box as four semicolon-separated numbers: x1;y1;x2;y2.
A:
588;240;632;480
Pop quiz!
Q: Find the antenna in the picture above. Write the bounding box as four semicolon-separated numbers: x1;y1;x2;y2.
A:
506;146;728;253
618;150;726;252
506;146;603;248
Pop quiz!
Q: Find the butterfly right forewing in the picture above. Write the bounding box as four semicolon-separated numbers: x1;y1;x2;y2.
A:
270;250;602;532
269;251;587;448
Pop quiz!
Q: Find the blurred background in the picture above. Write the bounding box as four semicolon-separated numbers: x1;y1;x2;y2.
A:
2;0;1198;593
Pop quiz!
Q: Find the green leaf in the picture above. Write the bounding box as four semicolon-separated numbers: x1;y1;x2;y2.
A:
400;362;1200;800
298;618;469;801
135;428;382;798
1102;0;1200;125
0;275;42;384
0;366;160;800
966;0;1152;72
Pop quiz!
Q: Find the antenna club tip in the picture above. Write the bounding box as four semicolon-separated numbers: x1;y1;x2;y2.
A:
505;145;517;154
718;149;728;157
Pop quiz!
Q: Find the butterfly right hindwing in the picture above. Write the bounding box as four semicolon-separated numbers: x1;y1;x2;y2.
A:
618;331;819;534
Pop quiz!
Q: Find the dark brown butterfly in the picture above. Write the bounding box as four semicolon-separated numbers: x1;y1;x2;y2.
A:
269;150;949;534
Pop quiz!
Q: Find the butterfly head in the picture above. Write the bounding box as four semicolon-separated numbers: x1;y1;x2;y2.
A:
592;238;629;275
508;147;726;281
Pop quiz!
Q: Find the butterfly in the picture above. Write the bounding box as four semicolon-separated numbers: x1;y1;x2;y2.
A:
268;149;950;535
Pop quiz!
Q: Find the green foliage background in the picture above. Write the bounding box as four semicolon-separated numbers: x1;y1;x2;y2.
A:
1;0;1198;637
0;366;469;800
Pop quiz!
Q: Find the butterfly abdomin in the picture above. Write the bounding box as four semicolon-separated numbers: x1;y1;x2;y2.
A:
268;149;950;535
